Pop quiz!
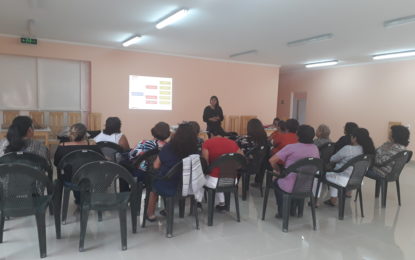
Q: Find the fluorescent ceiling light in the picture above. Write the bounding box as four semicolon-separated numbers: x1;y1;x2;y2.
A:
287;33;333;47
122;36;141;47
229;49;258;58
384;15;415;28
373;50;415;60
305;60;338;68
156;9;189;29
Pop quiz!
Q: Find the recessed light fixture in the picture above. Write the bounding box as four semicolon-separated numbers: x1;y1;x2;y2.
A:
384;15;415;28
373;50;415;60
287;33;333;47
122;36;142;47
156;9;189;30
305;60;338;68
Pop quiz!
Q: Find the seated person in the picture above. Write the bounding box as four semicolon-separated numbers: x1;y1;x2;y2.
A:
188;121;204;154
269;125;319;218
202;126;243;211
237;118;268;156
264;117;280;129
271;119;299;155
324;128;375;206
54;123;102;205
93;117;130;151
0;116;48;159
146;123;198;221
334;122;358;153
313;124;332;148
366;125;410;179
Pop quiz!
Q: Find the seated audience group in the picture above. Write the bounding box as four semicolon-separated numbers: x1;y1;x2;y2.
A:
0;115;411;223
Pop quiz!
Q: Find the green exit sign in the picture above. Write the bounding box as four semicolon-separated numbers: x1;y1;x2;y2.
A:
20;37;38;45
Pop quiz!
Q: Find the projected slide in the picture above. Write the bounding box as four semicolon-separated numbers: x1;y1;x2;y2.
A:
129;75;172;110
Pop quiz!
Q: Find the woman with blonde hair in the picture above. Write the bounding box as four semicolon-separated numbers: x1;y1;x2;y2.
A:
314;124;332;148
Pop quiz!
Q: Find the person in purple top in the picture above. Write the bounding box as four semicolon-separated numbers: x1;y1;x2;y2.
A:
269;125;320;218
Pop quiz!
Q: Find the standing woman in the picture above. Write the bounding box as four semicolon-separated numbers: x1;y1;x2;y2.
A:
0;116;48;159
203;96;226;137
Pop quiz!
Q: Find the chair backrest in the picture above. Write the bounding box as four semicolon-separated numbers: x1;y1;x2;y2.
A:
132;149;159;172
96;141;124;163
72;161;136;205
246;144;268;175
0;152;52;177
57;149;106;182
345;154;373;189
207;153;246;189
284;157;323;196
0;163;52;215
385;150;413;181
318;142;335;170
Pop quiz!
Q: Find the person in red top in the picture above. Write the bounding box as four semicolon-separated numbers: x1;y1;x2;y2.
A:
202;126;243;211
271;119;299;155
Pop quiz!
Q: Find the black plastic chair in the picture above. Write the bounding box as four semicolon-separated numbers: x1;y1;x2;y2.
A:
367;150;412;208
55;149;106;224
131;149;159;225
96;141;125;163
324;154;372;220
205;153;246;226
241;145;268;200
261;157;323;232
0;163;60;258
0;152;54;214
314;142;335;201
72;161;138;251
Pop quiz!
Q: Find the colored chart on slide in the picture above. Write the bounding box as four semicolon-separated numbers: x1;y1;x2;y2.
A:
129;75;173;110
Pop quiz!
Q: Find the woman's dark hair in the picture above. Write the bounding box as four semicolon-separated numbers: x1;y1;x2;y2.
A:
297;125;315;144
247;118;267;146
391;125;410;146
277;120;286;132
286;119;299;133
170;123;198;159
188;121;201;135
344;122;358;136
210;96;219;108
151;122;170;141
351;128;375;154
103;117;121;135
69;123;88;142
5;116;33;153
273;117;280;126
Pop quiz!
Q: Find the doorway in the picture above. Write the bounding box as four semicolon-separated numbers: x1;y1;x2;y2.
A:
290;92;307;124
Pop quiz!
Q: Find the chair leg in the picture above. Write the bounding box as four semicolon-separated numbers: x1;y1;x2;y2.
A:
297;199;304;217
234;188;240;222
282;194;291;233
224;192;231;211
35;210;47;258
309;195;317;230
242;173;248;201
119;208;127;250
261;185;270;220
141;190;150;228
193;198;199;230
166;197;174;238
137;182;143;217
79;207;90;252
354;191;358;202
381;180;388;208
207;189;215;226
375;180;380;198
0;211;4;243
98;211;103;222
130;193;138;234
53;180;62;239
396;179;401;206
179;198;185;218
338;188;345;220
314;178;322;202
62;187;71;225
358;188;364;218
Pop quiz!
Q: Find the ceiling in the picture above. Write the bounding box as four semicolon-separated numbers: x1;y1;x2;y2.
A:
1;0;415;72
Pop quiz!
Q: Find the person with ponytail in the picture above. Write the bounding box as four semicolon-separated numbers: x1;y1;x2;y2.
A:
0;116;48;158
324;128;375;206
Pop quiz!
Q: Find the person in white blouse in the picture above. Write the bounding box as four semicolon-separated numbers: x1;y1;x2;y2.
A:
94;117;130;150
324;128;375;206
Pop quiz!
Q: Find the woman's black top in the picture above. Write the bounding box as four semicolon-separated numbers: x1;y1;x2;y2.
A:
203;105;224;132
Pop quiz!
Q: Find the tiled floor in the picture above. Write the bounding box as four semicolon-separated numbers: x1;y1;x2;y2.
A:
2;164;415;260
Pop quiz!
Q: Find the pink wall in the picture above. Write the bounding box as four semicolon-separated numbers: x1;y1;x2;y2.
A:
0;36;279;144
278;60;415;152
